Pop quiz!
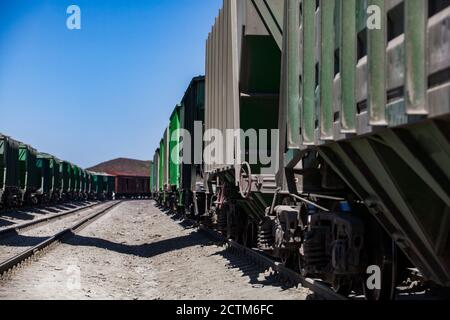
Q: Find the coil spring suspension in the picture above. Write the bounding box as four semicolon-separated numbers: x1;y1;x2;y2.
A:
257;220;274;250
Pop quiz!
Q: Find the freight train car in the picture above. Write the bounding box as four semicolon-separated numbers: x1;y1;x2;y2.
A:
60;160;73;201
180;76;206;217
37;153;62;202
83;171;116;200
115;175;151;199
152;148;160;198
36;153;52;203
0;134;21;208
152;0;450;300
18;143;39;205
105;174;115;199
155;77;206;215
1;134;109;209
204;0;450;299
157;128;170;206
168;105;182;211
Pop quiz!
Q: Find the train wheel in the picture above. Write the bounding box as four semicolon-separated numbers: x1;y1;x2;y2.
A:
363;230;397;300
239;162;252;199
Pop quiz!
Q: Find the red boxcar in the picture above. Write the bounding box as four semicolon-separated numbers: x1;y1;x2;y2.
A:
115;175;150;199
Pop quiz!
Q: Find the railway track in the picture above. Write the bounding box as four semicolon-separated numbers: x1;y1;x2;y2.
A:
159;206;347;300
0;201;121;278
0;201;101;238
196;224;347;300
174;212;448;301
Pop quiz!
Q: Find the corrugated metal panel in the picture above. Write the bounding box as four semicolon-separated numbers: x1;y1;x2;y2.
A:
153;149;160;192
50;156;61;192
159;138;165;191
169;105;182;188
18;144;38;191
181;77;205;191
36;154;51;194
205;0;240;174
159;127;170;189
274;0;450;148
164;127;170;187
60;161;71;192
0;135;20;190
205;0;282;178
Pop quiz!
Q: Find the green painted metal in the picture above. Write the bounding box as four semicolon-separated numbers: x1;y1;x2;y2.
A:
368;0;387;125
318;116;450;287
159;138;165;191
85;171;91;194
60;161;71;193
105;175;114;196
405;0;428;115
334;0;342;50
153;149;160;192
18;144;38;192
281;0;300;148
36;153;51;195
0;139;3;190
92;174;100;194
340;0;357;132
149;161;154;193
169;105;182;188
0;135;20;191
301;0;316;144
181;77;205;191
356;0;368;33
241;36;281;94
320;0;336;140
72;165;80;193
68;164;75;192
49;156;61;193
238;34;281;171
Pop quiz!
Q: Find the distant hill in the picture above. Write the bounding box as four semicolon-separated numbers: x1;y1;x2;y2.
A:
87;158;151;177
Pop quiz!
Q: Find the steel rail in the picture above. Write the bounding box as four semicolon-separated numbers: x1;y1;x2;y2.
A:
0;201;121;276
0;201;104;239
194;222;347;300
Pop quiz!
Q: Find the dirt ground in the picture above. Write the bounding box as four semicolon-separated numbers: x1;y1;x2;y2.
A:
0;200;311;300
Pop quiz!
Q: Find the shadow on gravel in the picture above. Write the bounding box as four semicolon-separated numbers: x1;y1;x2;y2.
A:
0;219;15;228
38;207;61;214
161;208;306;294
61;230;214;259
211;249;294;290
25;208;48;215
61;204;77;209
0;210;36;221
0;234;49;247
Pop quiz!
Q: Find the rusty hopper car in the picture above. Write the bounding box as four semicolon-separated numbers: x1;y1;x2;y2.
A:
200;0;450;300
115;175;151;199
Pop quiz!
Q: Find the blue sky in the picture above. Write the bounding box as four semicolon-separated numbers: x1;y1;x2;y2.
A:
0;0;221;168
